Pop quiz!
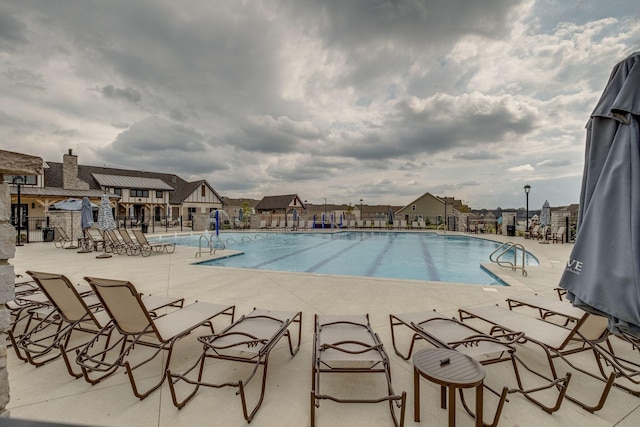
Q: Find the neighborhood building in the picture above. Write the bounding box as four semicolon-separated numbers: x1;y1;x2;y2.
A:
6;149;223;239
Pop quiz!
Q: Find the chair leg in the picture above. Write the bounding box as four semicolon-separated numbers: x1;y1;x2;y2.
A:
166;351;208;409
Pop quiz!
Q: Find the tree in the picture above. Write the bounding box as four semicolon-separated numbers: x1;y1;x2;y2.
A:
241;201;252;225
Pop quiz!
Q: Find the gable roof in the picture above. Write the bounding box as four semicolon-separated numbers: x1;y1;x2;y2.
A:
45;161;221;205
254;194;304;211
92;173;174;191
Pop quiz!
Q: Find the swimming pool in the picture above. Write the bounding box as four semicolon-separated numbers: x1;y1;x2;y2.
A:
157;231;538;286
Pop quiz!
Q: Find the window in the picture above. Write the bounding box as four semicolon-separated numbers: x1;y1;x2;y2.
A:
130;189;149;198
412;204;416;211
114;188;122;196
4;175;37;185
156;191;163;198
187;207;197;221
201;184;206;197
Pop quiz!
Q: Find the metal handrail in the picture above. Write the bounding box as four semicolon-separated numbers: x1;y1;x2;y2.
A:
489;242;527;276
195;233;225;258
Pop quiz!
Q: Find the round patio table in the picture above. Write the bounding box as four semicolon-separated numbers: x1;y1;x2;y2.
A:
413;348;485;426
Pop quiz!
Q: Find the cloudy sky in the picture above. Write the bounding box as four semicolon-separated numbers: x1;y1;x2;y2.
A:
1;1;638;209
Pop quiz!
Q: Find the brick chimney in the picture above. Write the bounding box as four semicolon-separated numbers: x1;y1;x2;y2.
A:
62;149;89;190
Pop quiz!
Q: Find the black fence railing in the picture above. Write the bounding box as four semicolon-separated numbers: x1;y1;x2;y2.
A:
10;216;51;244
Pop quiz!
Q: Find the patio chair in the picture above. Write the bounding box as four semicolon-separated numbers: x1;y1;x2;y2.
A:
458;305;630;413
167;308;302;422
53;226;76;249
534;225;549;241
552;226;566;244
132;229;176;254
525;225;539;239
15;271;184;378
118;228;144;256
390;311;570;422
311;314;406;427
506;293;586;325
80;228;105;252
103;229;128;255
8;273;96;362
78;276;235;399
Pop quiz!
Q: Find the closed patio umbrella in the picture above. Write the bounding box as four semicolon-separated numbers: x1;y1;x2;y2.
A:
96;194;116;259
539;201;551;226
558;51;640;338
77;197;94;253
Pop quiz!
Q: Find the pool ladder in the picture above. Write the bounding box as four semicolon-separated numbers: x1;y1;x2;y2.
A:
195;233;225;258
490;242;527;277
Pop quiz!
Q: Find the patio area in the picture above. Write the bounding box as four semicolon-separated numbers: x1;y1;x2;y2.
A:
6;231;640;426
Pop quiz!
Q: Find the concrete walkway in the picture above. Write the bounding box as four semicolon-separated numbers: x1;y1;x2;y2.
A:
6;231;640;426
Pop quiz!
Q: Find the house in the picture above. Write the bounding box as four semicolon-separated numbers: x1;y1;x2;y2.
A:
221;197;260;225
254;194;306;227
8;149;223;226
395;192;461;228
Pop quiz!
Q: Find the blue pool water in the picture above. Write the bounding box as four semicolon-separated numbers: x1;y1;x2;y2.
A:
157;232;538;286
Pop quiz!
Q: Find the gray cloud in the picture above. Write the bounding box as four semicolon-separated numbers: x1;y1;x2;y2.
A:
101;85;142;103
0;0;638;209
0;9;28;52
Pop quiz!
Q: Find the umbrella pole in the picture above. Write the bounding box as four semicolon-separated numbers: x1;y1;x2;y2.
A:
77;230;92;253
96;230;112;259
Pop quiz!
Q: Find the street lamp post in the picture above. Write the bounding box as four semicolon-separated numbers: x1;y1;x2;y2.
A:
359;199;363;222
443;197;447;232
13;175;25;246
524;185;531;233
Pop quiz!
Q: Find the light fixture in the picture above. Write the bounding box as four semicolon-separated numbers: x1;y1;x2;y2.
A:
13;176;25;246
524;185;531;232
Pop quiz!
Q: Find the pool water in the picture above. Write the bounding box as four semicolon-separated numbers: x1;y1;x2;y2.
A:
158;232;538;286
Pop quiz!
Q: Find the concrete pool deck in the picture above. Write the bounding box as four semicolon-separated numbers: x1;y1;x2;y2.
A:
6;230;640;426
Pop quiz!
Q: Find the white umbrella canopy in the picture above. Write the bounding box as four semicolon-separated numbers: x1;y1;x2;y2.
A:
539;200;551;226
559;51;640;338
96;194;115;259
97;194;116;231
53;198;98;211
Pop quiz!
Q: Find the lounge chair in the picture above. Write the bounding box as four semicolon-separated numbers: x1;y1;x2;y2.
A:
167;308;302;421
525;225;540;239
53;226;77;249
390;311;569;421
78;276;235;399
118;228;143;256
400;220;407;229
132;229;176;254
458;305;629;412
80;228;105;252
506;294;585;325
552;226;566;244
14;271;183;379
534;225;549;241
103;229;128;255
311;314;406;427
348;220;356;228
259;220;267;229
